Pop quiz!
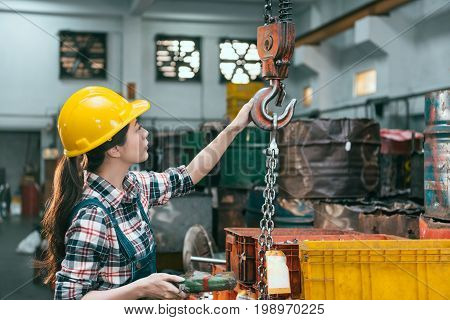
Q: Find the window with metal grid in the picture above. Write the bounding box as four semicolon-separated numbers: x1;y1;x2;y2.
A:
155;35;201;82
219;38;261;84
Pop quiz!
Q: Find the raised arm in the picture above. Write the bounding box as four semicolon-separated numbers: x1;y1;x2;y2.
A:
187;98;254;185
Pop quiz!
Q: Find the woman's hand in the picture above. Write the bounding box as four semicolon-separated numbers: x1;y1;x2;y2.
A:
135;273;186;300
186;97;254;185
229;98;254;133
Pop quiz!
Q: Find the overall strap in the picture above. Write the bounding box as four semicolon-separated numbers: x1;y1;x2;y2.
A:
69;198;137;262
135;197;156;252
69;198;109;225
135;197;151;226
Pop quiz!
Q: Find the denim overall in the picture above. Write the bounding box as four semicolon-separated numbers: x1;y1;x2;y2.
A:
70;197;157;284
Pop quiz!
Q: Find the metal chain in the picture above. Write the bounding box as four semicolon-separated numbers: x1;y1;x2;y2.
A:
257;0;293;297
257;119;279;300
278;0;293;22
264;0;274;24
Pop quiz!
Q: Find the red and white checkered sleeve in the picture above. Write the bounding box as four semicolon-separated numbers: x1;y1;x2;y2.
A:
54;206;111;300
133;165;194;207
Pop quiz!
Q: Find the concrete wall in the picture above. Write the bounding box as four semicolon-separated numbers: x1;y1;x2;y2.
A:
0;5;124;185
0;0;449;187
0;0;260;133
0;0;259;185
0;11;123;130
140;19;257;130
292;0;450;133
295;0;373;32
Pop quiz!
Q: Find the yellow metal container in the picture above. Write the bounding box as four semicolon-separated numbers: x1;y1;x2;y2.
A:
226;98;247;121
226;82;264;120
299;240;450;300
226;82;264;100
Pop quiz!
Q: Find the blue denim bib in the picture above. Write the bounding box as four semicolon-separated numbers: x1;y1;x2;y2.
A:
70;197;157;284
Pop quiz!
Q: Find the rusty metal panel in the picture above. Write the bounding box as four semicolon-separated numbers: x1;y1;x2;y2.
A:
380;155;410;197
380;128;423;155
225;228;363;299
379;129;424;198
313;199;423;238
216;188;248;250
245;187;314;228
419;216;450;239
313;201;360;230
424;90;450;220
358;213;419;239
411;151;424;202
278;118;380;199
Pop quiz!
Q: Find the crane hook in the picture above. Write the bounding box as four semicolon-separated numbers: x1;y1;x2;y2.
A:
251;79;297;131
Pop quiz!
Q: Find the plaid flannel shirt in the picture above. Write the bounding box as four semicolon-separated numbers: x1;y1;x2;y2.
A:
54;166;193;300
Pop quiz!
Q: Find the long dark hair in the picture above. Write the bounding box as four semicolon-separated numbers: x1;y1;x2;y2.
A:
40;124;129;286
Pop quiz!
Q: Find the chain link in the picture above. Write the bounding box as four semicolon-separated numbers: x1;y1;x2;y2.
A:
257;0;294;299
264;0;274;24
257;128;278;300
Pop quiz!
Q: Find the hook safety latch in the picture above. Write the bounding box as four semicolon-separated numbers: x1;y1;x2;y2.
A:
251;79;297;131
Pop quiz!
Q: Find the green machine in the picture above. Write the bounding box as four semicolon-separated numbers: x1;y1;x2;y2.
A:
220;127;269;189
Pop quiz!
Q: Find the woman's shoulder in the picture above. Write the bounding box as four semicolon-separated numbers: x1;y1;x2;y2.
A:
128;170;151;183
69;195;111;229
127;170;153;194
65;196;113;247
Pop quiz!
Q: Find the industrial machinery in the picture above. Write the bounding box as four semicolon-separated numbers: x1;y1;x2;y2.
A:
250;0;297;300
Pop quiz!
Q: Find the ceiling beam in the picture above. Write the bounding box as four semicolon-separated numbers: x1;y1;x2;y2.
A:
142;11;260;24
0;0;125;17
129;0;156;16
143;0;262;23
162;0;313;3
295;0;411;47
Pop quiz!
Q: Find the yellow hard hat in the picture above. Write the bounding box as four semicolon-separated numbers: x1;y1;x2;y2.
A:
58;86;150;157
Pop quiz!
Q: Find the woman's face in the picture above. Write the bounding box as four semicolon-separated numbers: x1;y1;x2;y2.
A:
118;118;149;164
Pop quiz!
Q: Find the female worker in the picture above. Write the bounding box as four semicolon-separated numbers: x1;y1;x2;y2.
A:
41;86;253;300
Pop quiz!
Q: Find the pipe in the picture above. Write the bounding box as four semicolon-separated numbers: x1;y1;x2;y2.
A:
297;86;450;118
190;256;226;265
